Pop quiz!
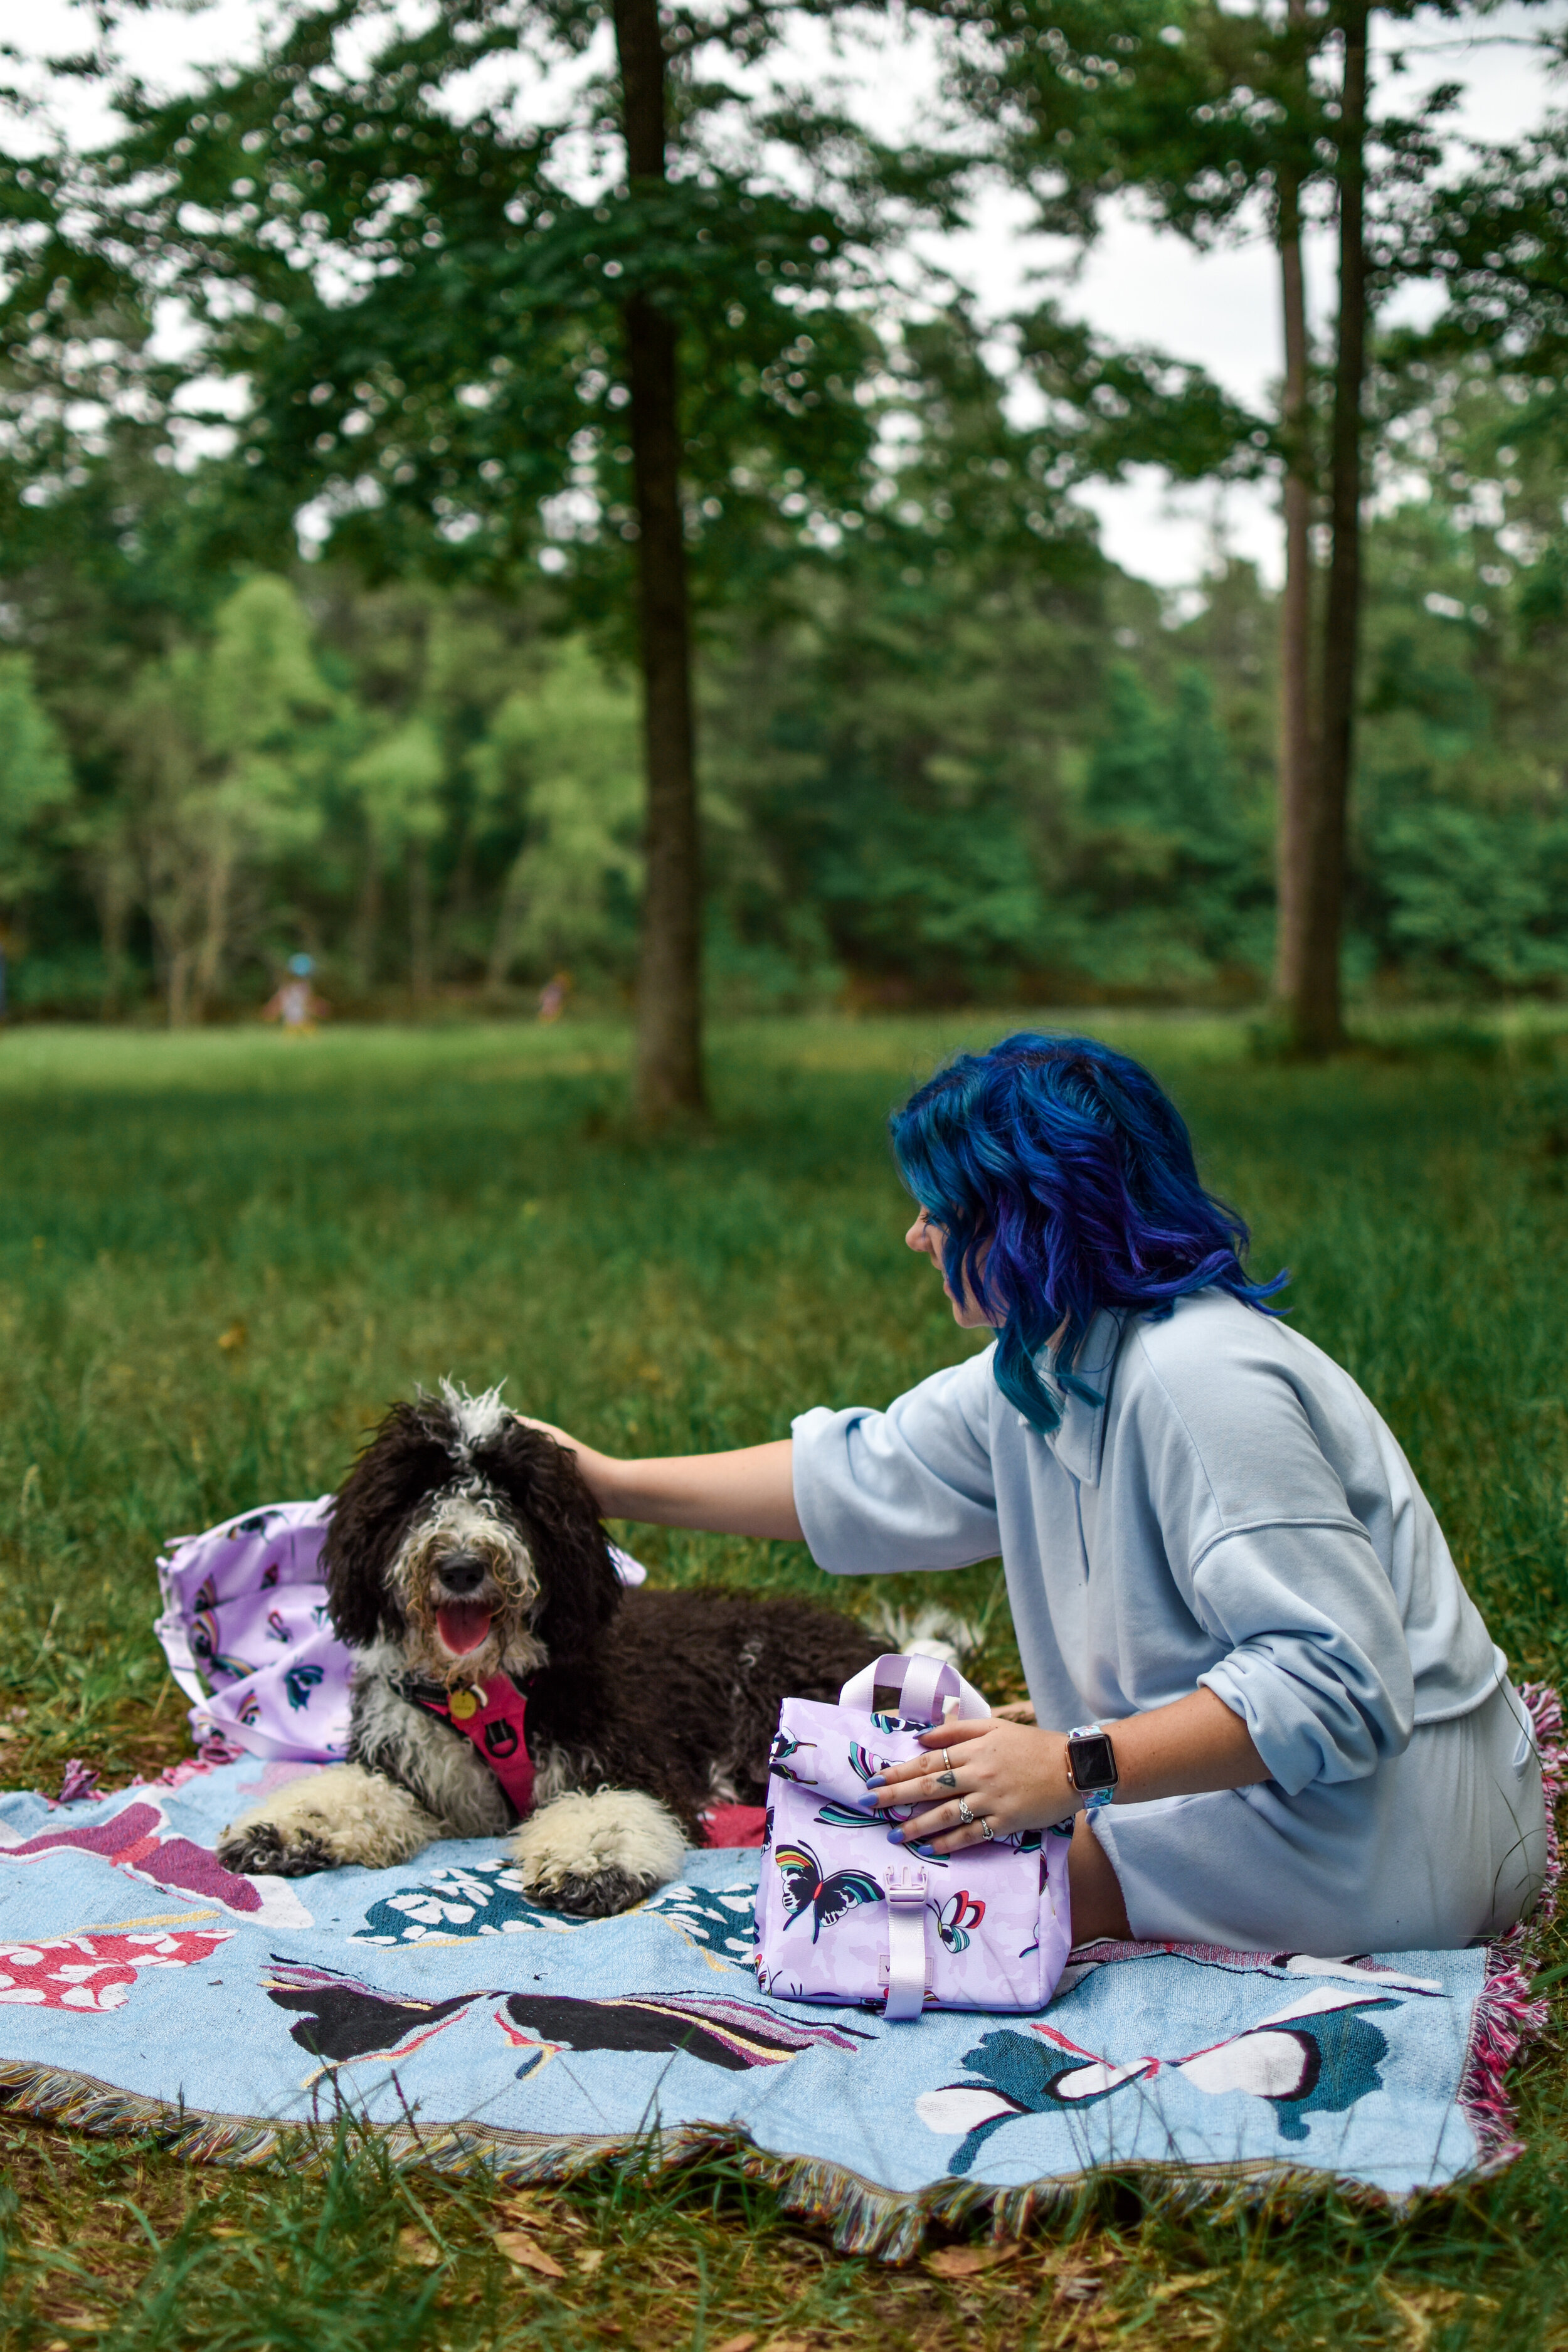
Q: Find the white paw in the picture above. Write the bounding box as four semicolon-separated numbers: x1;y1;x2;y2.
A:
215;1763;438;1876
510;1788;687;1917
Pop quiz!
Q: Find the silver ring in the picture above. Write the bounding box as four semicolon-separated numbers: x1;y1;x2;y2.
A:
980;1817;995;1840
958;1797;974;1825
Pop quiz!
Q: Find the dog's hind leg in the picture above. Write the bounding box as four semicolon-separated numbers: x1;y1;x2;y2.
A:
510;1788;687;1918
215;1763;440;1877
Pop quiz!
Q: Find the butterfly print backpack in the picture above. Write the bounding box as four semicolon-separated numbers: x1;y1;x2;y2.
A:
754;1651;1074;2021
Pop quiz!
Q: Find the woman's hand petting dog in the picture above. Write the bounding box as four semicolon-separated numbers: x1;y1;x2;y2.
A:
867;1717;1074;1854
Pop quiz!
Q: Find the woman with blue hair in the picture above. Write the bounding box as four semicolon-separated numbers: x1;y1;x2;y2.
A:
530;1033;1545;1952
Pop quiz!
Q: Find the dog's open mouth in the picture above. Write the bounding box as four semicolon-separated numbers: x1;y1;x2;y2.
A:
435;1602;494;1656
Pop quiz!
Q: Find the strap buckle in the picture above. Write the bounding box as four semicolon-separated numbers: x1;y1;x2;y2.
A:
882;1864;930;2023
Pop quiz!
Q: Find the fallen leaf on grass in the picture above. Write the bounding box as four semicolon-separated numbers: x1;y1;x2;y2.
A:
492;2230;565;2279
760;2338;812;2352
924;2243;1021;2279
217;1323;247;1353
576;2249;603;2275
711;2335;759;2352
1377;2280;1498;2349
1148;2271;1222;2304
1052;2270;1103;2304
397;2225;442;2269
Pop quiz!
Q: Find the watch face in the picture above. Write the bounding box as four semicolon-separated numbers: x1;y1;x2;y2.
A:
1069;1732;1116;1791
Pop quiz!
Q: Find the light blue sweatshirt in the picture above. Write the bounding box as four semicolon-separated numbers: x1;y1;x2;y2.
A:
792;1287;1505;1796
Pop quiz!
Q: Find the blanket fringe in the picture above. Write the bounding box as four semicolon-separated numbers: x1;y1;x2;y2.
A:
0;2052;1524;2264
1453;1682;1565;2168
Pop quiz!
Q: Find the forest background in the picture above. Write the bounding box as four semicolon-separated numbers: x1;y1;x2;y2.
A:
3;0;1568;1030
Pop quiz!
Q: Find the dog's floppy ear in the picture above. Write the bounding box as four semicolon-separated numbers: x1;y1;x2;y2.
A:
476;1420;622;1666
324;1399;455;1649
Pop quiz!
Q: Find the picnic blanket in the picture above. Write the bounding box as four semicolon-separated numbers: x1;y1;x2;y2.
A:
0;1722;1557;2259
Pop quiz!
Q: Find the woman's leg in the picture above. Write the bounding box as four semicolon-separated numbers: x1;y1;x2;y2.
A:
1067;1809;1131;1943
1086;1683;1547;1954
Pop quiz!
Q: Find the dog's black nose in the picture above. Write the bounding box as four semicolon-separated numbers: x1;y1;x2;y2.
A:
437;1555;487;1596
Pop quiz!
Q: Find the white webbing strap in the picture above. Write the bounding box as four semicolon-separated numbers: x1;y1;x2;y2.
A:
897;1651;947;1726
837;1652;991;1722
883;1864;930;2021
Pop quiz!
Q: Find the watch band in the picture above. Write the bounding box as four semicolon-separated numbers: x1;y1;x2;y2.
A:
1067;1722;1118;1809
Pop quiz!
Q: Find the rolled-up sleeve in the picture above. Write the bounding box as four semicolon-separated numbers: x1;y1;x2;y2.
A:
1193;1522;1416;1793
792;1352;1002;1576
1125;1327;1422;1794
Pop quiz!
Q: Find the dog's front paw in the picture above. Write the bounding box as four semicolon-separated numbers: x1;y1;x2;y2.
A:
511;1789;687;1918
215;1819;336;1878
216;1762;440;1877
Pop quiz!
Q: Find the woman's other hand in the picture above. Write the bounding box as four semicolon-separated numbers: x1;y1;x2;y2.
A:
512;1414;621;1512
511;1417;802;1540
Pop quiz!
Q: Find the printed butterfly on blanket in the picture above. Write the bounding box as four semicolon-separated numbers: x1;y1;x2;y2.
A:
917;1969;1444;2171
775;1842;884;1942
262;1955;865;2084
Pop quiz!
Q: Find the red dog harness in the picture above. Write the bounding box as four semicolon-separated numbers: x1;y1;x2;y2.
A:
398;1672;536;1818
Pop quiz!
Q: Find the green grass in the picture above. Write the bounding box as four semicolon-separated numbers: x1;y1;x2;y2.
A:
3;1007;1568;2349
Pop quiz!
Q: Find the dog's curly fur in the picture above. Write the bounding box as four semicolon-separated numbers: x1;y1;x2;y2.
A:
216;1384;885;1917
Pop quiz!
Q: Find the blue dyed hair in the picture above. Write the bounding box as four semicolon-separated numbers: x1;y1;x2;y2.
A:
889;1032;1286;1434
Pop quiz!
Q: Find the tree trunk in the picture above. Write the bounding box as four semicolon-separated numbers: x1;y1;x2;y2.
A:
85;825;136;1019
167;943;192;1030
613;0;707;1120
1269;0;1318;1019
192;839;233;1022
354;835;381;997
408;840;432;1002
1285;0;1369;1053
486;849;530;995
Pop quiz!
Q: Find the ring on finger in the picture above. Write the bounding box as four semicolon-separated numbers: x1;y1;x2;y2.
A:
980;1816;995;1840
941;1748;953;1772
957;1797;974;1825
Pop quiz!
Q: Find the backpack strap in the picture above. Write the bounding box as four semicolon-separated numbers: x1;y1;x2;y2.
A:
393;1671;536;1819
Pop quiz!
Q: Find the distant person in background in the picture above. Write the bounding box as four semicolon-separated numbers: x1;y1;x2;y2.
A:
537;970;572;1024
263;953;329;1036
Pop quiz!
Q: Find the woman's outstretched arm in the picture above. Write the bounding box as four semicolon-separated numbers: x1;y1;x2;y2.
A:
517;1420;802;1540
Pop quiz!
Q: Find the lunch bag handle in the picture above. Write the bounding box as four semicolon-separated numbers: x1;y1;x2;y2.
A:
837;1651;992;1725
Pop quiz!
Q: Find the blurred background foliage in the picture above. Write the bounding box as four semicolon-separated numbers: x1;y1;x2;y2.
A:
2;337;1565;1023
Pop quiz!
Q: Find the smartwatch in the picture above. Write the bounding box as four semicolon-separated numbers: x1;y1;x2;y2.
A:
1066;1723;1118;1809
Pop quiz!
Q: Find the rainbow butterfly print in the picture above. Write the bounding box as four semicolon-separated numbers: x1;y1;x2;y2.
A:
930;1890;986;1953
775;1843;884;1942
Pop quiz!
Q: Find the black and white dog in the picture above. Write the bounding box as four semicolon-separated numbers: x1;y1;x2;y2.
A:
215;1384;884;1917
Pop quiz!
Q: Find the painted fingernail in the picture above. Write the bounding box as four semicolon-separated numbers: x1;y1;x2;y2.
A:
866;1773;887;1787
886;1827;904;1843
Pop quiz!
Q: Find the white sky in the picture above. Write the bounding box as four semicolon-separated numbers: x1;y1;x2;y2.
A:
9;0;1565;590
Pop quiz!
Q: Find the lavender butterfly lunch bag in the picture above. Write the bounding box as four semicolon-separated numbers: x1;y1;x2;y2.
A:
754;1651;1074;2021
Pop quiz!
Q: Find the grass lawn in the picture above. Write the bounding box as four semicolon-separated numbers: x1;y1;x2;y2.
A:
2;1007;1568;2349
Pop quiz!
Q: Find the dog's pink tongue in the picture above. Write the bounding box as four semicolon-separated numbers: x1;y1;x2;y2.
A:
436;1603;492;1656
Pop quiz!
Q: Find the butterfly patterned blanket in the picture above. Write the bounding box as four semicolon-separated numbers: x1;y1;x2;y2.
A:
0;1749;1554;2259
